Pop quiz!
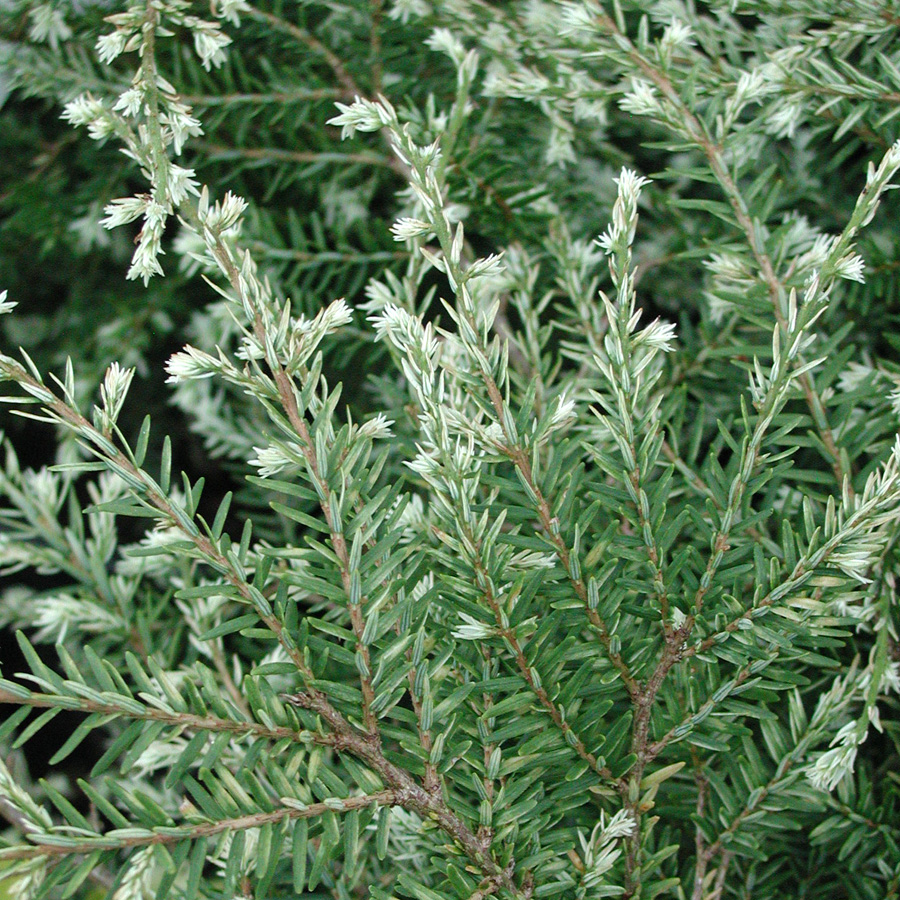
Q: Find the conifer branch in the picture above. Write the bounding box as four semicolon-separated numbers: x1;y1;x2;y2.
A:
0;791;395;861
3;4;900;899
590;8;853;494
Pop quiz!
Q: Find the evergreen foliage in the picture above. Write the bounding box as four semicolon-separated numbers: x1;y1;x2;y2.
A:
1;2;900;898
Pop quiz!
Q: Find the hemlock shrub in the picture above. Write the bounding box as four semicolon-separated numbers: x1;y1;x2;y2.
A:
2;2;900;899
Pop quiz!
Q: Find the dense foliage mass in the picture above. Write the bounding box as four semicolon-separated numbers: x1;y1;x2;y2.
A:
2;2;900;898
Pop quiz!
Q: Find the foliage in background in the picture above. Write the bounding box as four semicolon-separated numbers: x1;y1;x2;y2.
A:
2;1;900;898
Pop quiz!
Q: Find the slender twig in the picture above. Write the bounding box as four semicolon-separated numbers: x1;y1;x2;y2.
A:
0;686;330;747
0;792;394;861
244;244;408;266
690;752;709;900
182;89;341;106
710;852;732;900
369;0;384;95
195;141;404;174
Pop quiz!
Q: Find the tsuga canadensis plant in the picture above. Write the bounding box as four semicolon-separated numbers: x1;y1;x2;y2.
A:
3;2;900;899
